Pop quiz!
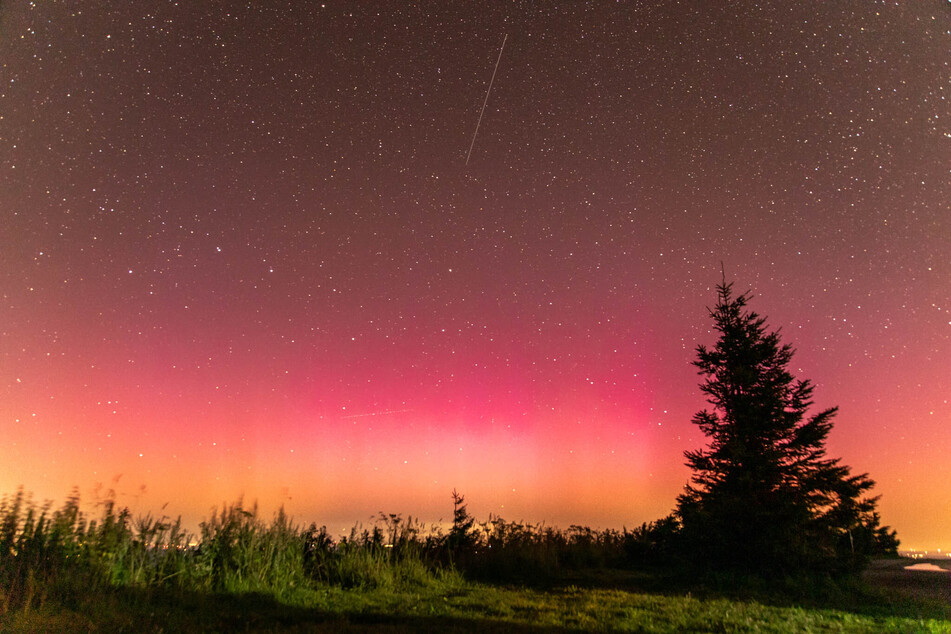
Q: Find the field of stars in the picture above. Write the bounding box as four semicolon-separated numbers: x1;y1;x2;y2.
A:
1;2;949;550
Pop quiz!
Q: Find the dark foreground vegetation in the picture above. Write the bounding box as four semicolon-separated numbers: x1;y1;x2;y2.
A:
1;488;947;632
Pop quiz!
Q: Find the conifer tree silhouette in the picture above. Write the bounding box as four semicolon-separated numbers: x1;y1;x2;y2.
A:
449;489;476;551
676;277;895;574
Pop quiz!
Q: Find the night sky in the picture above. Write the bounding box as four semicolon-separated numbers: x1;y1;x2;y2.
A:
2;2;949;550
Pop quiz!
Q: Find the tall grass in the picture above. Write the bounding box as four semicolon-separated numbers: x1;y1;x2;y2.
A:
196;500;309;596
0;489;473;616
0;488;200;614
315;514;452;590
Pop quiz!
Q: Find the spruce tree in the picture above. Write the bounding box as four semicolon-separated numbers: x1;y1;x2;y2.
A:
676;279;894;575
448;489;476;550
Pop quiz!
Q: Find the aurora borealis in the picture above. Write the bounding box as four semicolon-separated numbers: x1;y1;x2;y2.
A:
2;2;949;550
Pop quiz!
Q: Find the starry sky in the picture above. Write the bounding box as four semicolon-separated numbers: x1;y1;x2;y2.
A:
1;2;949;549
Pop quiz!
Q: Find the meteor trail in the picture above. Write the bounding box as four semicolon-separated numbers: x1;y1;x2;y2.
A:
465;33;507;166
340;409;414;420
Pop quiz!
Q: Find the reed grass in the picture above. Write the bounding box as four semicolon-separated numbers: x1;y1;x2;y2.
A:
0;488;471;616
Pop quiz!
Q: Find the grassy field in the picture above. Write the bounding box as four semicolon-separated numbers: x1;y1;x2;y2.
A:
1;489;948;632
4;568;949;632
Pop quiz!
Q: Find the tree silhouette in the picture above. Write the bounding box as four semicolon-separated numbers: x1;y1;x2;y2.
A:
448;489;476;551
675;278;895;575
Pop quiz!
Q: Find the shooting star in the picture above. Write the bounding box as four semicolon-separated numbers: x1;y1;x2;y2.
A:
341;409;414;420
465;33;508;166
